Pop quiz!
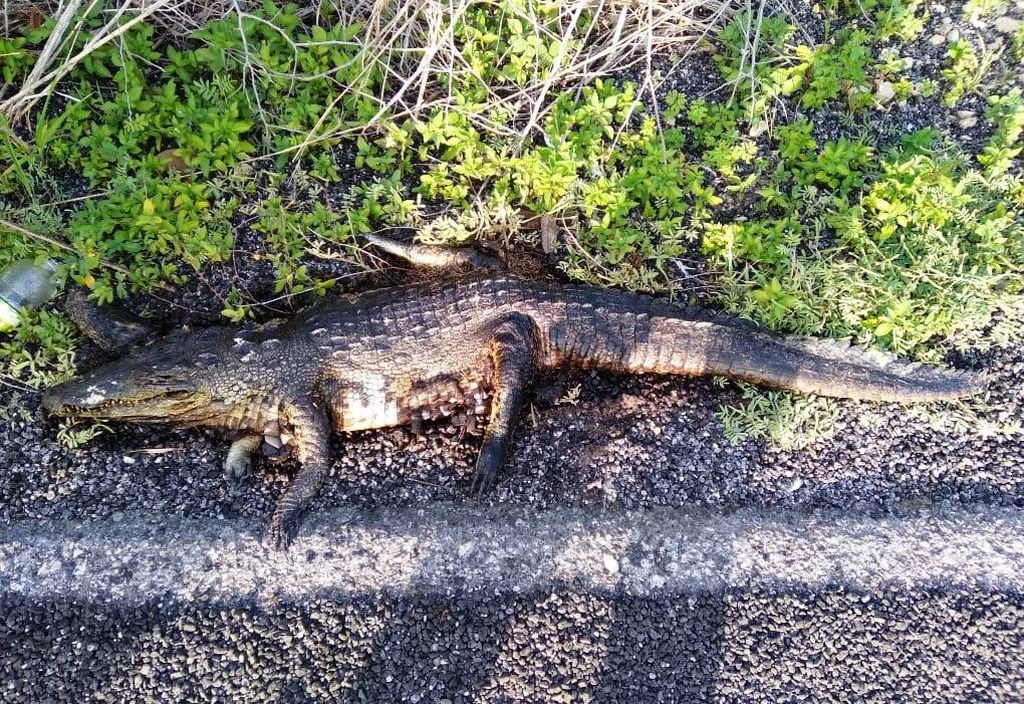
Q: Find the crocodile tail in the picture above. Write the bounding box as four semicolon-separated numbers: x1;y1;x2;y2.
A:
626;317;986;403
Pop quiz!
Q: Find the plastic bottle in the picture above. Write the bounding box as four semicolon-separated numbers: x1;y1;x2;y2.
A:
0;259;58;332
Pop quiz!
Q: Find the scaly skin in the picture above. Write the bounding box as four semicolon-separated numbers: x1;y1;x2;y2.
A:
42;276;986;548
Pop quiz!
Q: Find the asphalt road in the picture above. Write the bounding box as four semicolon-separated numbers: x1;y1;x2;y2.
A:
3;506;1024;702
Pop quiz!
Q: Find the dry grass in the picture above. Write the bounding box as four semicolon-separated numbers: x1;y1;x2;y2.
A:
1;0;746;145
308;0;737;140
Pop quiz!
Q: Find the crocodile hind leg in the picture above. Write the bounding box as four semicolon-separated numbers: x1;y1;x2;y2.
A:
366;234;505;272
470;315;537;494
63;288;154;353
268;399;331;550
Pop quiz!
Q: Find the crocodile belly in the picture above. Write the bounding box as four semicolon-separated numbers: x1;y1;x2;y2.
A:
328;372;491;433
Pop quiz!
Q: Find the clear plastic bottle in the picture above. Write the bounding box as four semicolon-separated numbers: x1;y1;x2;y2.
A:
0;259;58;332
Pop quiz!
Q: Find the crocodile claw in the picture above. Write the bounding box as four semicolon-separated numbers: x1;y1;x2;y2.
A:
469;469;497;497
267;515;292;551
469;439;505;496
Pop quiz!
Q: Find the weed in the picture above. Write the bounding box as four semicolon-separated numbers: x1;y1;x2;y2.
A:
716;12;885;119
799;29;874;110
0;309;78;390
979;88;1024;178
942;37;1001;106
718;382;838;450
836;0;928;41
56;419;111;450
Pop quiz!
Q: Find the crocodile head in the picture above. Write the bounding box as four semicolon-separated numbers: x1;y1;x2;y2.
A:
42;327;247;425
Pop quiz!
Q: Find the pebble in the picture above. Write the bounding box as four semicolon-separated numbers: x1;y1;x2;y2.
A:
875;81;897;105
958;111;979;128
994;16;1022;34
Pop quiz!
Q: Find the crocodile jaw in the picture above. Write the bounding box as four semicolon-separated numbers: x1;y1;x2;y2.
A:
42;373;213;424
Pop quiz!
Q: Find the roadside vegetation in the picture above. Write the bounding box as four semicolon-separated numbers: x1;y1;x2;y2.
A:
2;0;1022;447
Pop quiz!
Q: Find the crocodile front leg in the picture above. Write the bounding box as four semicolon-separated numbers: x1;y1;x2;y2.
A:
224;434;263;481
268;399;331;550
471;315;537;494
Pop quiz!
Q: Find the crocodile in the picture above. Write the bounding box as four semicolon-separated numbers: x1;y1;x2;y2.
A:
42;240;985;548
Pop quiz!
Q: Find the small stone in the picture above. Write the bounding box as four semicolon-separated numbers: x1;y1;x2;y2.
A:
122;455;136;465
958;111;978;129
994;16;1022;34
603;554;619;575
930;33;947;47
875;80;897;105
947;28;961;43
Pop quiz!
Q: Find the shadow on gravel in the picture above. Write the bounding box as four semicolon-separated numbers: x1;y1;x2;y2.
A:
0;591;727;703
345;590;726;702
5;586;1023;702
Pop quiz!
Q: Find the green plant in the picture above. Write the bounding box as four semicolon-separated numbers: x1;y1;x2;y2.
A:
56;419;111;450
1013;25;1024;62
772;124;875;201
810;137;874;195
798;29;874;110
963;0;1006;17
0;309;78;390
978;89;1024;177
244;171;415;317
718;382;838;450
715;13;881;118
62;172;237;302
941;37;1000;106
702;116;1024;364
873;0;928;41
